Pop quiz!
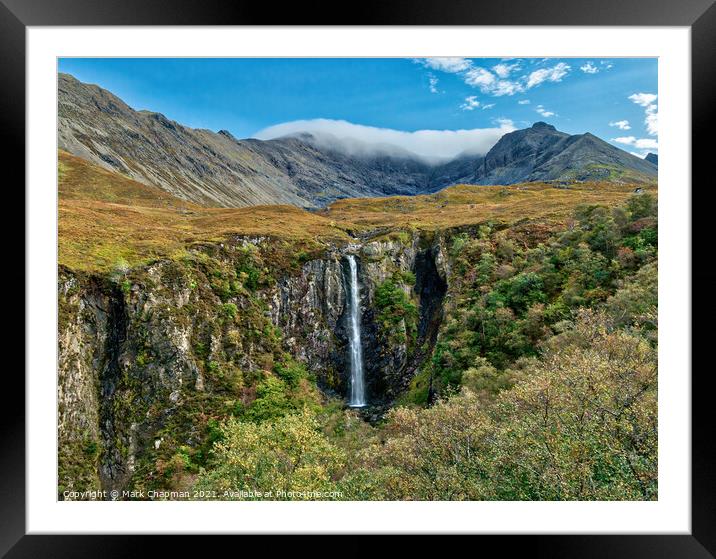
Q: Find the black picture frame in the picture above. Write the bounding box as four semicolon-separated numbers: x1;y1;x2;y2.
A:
5;0;714;555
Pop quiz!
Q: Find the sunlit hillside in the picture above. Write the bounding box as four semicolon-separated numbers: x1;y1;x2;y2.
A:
59;149;655;273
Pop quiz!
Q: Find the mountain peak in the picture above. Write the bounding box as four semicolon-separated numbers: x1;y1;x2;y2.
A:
531;121;556;131
218;129;236;141
57;73;658;208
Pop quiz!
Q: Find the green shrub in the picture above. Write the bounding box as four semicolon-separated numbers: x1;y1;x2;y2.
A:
245;377;293;422
221;302;238;320
275;360;309;388
193;409;345;500
375;279;418;347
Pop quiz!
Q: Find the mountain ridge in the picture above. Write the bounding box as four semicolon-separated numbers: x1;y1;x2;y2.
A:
645;152;658;167
58;72;657;208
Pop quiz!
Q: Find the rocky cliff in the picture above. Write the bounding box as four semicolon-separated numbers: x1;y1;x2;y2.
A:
58;232;449;497
58;73;436;208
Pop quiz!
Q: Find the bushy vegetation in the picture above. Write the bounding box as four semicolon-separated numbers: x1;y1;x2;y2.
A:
59;160;658;502
428;194;657;393
342;309;656;500
244;361;320;422
194;409;345;500
374;273;418;349
185;195;658;501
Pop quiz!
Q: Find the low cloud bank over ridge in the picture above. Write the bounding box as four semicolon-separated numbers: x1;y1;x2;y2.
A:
254;118;516;163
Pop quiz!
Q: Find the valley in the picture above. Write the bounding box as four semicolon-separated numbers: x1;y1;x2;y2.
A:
58;148;658;500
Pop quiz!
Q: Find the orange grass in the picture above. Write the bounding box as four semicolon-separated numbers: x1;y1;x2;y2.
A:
58;150;656;273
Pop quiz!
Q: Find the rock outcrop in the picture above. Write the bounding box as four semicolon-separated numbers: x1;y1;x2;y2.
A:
268;233;449;401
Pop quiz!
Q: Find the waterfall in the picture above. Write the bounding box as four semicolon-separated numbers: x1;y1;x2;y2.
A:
346;254;366;407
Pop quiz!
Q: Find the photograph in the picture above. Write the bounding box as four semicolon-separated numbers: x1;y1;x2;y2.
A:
2;0;710;550
56;56;660;503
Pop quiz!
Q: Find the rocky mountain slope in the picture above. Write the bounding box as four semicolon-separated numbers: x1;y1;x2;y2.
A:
472;123;658;184
59;73;434;208
59;73;657;209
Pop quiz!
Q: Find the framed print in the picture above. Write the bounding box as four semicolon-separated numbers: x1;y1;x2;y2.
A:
5;0;715;555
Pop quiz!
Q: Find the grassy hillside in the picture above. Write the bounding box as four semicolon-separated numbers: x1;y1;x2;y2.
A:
58;151;350;272
58;149;656;273
59;149;199;208
321;182;654;231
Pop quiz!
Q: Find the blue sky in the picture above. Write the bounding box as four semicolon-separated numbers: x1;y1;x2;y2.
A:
58;57;658;159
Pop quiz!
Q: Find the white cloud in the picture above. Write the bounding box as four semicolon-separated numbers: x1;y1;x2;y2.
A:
630;150;652;158
481;103;495;110
415;58;572;97
628;93;658;107
612;136;659;150
628;93;658;136
492;80;525;96
580;62;599;74
255;118;516;161
609;120;631;130
518;99;531;105
419;57;472;73
644;104;658;136
462;67;527;97
636;139;659;149
464;67;496;88
428;74;439;94
600;60;614;70
460;95;480;111
493;62;521;78
526;62;570;88
535;105;555;118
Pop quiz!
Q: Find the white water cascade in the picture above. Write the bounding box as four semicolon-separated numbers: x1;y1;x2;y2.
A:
346;254;366;407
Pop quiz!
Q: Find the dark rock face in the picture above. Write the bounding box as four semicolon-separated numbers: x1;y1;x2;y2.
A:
58;275;114;493
353;237;449;405
414;247;448;346
270;235;448;405
467;123;658;185
645;153;658;167
476;122;570;184
384;245;448;404
97;286;129;491
59;75;657;209
269;255;347;394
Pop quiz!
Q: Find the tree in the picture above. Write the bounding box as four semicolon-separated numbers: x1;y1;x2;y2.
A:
194;409;345;500
346;310;657;501
491;310;657;500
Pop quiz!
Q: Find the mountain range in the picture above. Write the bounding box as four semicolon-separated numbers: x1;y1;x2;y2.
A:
58;73;657;208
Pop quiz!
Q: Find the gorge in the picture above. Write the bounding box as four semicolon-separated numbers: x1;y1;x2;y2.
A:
57;147;658;499
58;225;453;494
